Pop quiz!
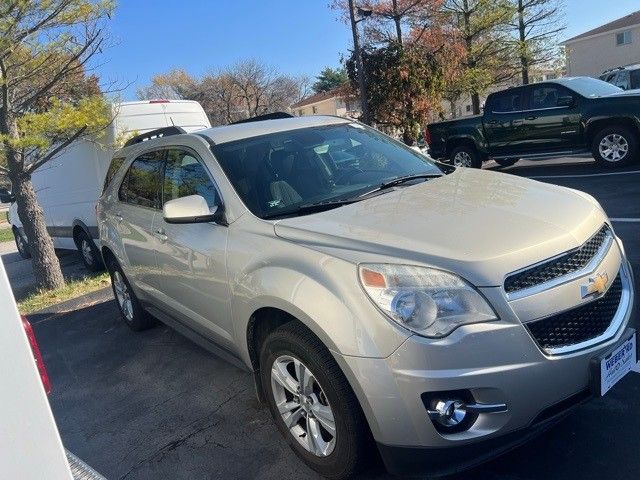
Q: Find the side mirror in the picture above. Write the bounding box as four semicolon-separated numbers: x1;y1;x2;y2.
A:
163;195;225;225
557;95;575;108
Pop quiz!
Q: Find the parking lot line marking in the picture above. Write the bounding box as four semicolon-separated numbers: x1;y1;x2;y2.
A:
529;170;640;179
610;218;640;223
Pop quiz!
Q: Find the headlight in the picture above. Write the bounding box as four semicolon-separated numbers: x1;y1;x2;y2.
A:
359;264;497;338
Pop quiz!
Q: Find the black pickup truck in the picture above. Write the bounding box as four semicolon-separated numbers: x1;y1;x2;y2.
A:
426;77;640;168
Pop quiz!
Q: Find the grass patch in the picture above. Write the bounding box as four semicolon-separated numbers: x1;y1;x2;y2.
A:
0;211;8;224
0;226;13;243
18;272;111;314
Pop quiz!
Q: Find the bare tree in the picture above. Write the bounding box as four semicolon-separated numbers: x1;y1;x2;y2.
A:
510;0;565;84
0;0;113;290
442;0;516;114
137;60;307;126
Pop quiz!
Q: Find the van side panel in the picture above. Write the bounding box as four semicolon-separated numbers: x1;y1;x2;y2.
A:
25;100;210;251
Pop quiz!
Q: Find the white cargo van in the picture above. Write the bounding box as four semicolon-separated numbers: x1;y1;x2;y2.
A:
9;100;211;270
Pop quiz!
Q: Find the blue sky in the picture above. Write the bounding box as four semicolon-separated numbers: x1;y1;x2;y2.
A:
98;0;640;100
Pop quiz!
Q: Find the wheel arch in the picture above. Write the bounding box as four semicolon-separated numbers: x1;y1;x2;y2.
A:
245;305;382;442
585;116;640;145
71;219;94;247
445;135;478;158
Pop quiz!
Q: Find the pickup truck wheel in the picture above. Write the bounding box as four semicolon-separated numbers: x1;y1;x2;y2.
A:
260;322;371;479
592;126;638;167
106;259;155;331
450;145;481;168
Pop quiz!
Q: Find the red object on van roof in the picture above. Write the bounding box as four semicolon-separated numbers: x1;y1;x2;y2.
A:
148;99;171;103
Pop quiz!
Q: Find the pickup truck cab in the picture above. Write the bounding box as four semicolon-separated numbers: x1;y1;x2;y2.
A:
427;77;640;168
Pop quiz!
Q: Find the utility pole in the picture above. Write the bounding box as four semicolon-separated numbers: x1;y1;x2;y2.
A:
348;0;371;125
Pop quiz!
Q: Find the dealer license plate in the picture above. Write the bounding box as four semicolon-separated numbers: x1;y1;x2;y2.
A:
599;332;636;396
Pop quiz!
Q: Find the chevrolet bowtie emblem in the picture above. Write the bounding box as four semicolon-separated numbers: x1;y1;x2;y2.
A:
581;272;609;298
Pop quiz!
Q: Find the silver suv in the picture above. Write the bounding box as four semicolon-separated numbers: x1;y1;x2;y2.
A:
98;116;636;478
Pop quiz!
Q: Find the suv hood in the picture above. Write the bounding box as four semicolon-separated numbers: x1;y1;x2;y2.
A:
274;168;606;287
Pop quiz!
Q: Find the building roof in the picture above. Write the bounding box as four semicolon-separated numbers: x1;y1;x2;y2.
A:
291;88;344;109
563;10;640;44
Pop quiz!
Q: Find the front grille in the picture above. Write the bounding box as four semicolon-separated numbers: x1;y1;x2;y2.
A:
504;225;611;294
525;273;623;351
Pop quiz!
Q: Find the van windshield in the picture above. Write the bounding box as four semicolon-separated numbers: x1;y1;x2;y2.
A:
211;123;442;219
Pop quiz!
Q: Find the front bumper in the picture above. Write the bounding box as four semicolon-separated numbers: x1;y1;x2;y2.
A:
334;258;634;471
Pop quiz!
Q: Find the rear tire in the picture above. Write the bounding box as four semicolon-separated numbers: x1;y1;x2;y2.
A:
591;126;638;167
13;228;31;259
260;322;371;479
75;230;104;272
106;258;155;331
450;145;482;168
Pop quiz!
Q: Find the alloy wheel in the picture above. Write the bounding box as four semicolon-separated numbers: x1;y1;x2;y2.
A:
599;134;629;162
113;271;134;321
453;151;472;167
270;355;336;457
81;239;94;265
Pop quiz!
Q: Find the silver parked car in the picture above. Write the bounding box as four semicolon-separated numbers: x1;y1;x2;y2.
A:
98;117;637;479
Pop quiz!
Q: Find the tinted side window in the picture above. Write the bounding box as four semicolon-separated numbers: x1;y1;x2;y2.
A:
103;157;125;193
631;70;640;89
488;90;523;113
530;85;572;109
119;151;163;208
163;149;219;208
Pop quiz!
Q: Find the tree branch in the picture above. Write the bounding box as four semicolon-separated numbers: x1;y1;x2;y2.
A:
26;126;87;174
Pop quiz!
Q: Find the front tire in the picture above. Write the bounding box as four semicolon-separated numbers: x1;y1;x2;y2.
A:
450;145;482;168
106;258;155;331
592;126;638;167
260;322;371;479
13;228;31;259
75;230;104;272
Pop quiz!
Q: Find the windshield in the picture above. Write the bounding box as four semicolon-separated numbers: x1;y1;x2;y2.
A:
211;123;442;219
564;77;623;97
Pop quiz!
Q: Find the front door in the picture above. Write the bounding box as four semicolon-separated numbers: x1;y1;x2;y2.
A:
483;87;529;157
520;84;582;153
115;149;164;301
152;147;233;349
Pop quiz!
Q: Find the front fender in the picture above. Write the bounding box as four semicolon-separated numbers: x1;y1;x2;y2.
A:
230;259;410;368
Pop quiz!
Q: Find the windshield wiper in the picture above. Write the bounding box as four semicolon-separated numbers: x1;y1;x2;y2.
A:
358;173;441;197
262;198;359;219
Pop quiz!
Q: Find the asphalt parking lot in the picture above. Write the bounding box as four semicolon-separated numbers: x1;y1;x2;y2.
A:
27;156;640;480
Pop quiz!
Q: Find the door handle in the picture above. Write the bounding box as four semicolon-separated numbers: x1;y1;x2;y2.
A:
153;228;168;243
525;115;537;120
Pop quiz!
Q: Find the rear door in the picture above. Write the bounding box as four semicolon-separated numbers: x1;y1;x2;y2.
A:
520;83;582;153
114;149;165;300
482;87;529;156
152;147;233;349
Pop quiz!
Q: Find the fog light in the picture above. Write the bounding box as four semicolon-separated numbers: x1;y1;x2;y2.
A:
428;399;468;427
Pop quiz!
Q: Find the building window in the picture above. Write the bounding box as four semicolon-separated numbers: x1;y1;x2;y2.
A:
465;105;471;112
312;106;318;114
616;30;632;46
298;109;303;116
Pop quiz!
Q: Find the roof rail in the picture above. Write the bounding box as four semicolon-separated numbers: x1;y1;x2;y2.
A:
123;126;186;147
230;112;294;125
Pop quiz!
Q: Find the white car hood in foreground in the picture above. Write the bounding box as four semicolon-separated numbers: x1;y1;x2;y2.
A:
274;168;606;287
